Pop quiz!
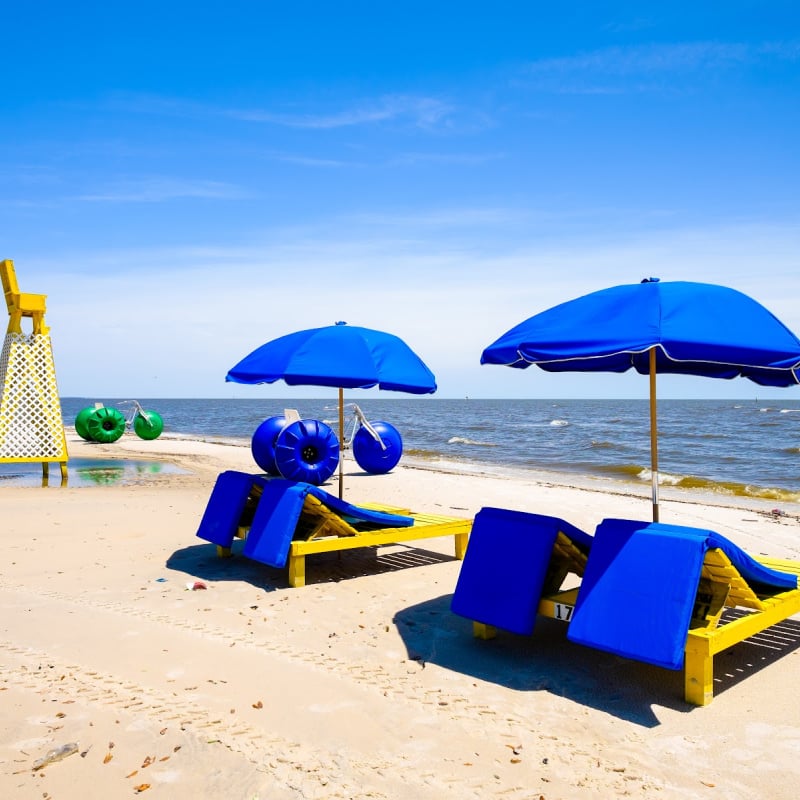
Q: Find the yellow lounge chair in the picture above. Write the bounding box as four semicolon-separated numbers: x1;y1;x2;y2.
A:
682;549;800;705
452;510;800;706
196;471;470;587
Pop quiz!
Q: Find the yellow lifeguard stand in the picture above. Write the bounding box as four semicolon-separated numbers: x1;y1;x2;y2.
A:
0;259;68;483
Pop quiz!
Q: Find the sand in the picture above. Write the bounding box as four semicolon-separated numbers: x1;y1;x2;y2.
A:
2;432;799;800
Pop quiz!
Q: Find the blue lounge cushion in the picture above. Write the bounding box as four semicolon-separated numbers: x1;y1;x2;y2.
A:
704;529;797;592
451;507;592;635
302;483;415;529
242;479;414;568
242;480;311;567
195;470;270;548
567;518;798;671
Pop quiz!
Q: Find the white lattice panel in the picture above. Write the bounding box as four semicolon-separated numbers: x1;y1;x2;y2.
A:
0;332;67;460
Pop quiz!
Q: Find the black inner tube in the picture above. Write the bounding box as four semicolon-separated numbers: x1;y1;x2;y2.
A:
301;445;319;463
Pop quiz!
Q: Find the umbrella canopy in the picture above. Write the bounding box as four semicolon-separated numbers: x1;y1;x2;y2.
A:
227;322;436;496
227;322;437;393
482;279;800;520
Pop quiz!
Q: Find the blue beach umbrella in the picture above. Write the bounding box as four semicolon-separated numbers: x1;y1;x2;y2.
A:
227;321;437;496
482;279;800;521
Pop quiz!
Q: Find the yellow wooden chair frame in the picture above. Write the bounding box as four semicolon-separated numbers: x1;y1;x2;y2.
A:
472;531;800;706
224;493;471;588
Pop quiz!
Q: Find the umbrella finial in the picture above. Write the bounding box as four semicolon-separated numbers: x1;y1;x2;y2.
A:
641;277;660;283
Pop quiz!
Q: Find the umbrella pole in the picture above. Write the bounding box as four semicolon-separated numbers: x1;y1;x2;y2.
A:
649;346;659;522
338;387;344;499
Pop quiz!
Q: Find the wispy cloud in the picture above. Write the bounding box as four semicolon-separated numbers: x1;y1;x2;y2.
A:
389;151;504;167
344;206;534;230
758;40;800;60
227;94;455;130
107;92;457;132
76;176;249;203
40;215;800;397
520;40;800;93
601;17;656;35
269;153;353;168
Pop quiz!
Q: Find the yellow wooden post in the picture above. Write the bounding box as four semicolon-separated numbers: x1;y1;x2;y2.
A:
473;622;497;640
649;346;659;522
288;553;306;588
684;635;714;706
0;259;68;483
338;386;344;499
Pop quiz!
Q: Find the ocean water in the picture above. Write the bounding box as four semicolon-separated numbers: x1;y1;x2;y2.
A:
59;397;800;502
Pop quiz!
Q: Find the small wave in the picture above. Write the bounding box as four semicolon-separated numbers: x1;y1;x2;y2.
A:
598;465;701;487
590;440;616;450
741;486;800;502
447;436;498;447
780;408;800;413
598;464;800;501
599;463;800;502
550;419;569;427
656;470;686;486
595;463;648;479
674;474;800;502
404;447;445;461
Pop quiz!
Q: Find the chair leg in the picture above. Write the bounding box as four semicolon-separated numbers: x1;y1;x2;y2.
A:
288;553;306;588
473;622;497;640
454;531;469;560
684;636;714;706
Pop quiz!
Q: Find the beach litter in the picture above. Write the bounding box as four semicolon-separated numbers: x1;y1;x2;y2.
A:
186;580;207;591
756;507;798;523
32;742;79;770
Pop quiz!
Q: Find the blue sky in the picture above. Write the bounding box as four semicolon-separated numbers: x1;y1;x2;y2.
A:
3;2;800;400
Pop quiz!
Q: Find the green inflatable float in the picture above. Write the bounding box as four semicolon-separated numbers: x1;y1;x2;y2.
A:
74;406;96;441
85;406;126;443
74;403;164;442
133;409;164;440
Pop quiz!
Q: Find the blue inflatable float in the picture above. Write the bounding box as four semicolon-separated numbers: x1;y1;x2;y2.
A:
273;418;340;485
352;420;403;474
251;415;289;475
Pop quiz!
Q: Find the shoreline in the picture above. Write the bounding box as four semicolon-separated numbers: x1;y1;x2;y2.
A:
57;396;800;503
66;430;800;529
2;434;800;798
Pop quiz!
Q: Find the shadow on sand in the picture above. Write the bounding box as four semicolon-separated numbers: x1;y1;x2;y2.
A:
393;593;800;727
166;538;459;591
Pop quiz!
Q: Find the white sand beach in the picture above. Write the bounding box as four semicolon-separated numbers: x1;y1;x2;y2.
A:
2;433;799;799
